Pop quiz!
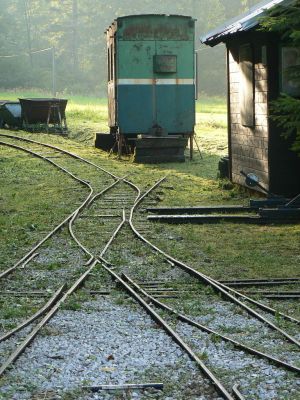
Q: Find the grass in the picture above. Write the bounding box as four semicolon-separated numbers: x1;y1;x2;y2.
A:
0;89;299;312
0;145;88;270
0;87;299;400
0;90;227;148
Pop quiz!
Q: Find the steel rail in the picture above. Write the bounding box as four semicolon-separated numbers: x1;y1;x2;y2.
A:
220;278;300;285
0;285;66;342
209;278;300;325
132;176;167;208
0;139;141;379
128;183;300;348
242;291;300;295
0;205;129;377
68;178;126;259
97;178;243;399
55;170;140;268
122;274;300;374
0;252;39;280
262;294;300;299
82;383;164;392
0;140;94;279
1;175;235;398
67;178;140;262
99;209;126;257
0;133;119;180
0;258;100;378
0;135;144;267
232;385;245;400
64;177;238;399
130;180;299;325
85;175;129;208
0;137;132;274
100;264;235;400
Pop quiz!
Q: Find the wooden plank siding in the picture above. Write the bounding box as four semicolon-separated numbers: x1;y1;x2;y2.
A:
228;41;269;190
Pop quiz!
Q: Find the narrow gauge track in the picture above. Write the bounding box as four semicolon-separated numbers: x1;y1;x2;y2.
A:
0;136;139;375
3;177;298;399
1;135;299;399
109;183;300;398
1;171;234;400
50;174;300;398
0;133;119;280
0;135;121;287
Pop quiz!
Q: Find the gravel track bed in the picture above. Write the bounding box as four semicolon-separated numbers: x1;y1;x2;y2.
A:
0;323;35;365
104;234;299;367
164;296;300;365
175;321;300;400
0;232;87;292
0;296;222;400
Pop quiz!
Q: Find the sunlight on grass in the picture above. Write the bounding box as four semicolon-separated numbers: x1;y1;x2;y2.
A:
0;90;229;153
1;90;299;303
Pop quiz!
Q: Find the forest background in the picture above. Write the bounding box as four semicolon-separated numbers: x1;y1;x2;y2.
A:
0;0;263;96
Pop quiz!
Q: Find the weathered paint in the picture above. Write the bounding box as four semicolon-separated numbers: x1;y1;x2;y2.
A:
106;14;196;136
118;41;194;79
118;85;195;134
117;79;194;85
118;15;194;41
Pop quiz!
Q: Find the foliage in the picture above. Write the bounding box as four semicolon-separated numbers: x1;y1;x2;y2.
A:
270;94;300;154
0;0;262;95
260;0;300;45
260;0;300;156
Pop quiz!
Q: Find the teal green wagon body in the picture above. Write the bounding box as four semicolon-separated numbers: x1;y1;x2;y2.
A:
106;14;196;137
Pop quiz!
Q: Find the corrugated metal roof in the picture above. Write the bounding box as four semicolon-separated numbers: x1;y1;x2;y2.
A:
201;0;294;46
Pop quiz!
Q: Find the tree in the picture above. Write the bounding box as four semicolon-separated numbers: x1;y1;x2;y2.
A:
260;0;300;155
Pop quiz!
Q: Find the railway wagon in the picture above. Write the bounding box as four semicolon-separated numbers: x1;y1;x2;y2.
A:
103;14;196;162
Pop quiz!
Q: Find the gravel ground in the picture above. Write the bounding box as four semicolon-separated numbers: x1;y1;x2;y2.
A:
0;295;223;400
173;298;300;366
175;320;300;400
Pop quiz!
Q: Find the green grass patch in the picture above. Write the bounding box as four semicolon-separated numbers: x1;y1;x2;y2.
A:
1;90;299;319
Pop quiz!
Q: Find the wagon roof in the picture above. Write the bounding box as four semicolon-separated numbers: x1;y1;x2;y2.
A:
201;0;294;46
117;14;193;19
105;14;195;32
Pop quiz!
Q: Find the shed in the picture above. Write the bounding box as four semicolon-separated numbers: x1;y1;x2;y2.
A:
201;0;300;196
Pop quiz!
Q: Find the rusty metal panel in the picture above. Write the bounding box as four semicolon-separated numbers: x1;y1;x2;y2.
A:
118;15;194;41
154;55;177;73
19;98;67;124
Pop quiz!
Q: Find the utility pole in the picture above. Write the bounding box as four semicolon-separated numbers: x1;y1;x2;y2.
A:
23;0;33;67
52;48;56;98
72;0;79;74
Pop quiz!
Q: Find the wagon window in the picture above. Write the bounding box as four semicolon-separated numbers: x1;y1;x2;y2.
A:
239;44;254;127
281;47;300;98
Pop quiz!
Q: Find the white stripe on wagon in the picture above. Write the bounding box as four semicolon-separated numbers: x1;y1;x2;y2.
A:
117;78;194;85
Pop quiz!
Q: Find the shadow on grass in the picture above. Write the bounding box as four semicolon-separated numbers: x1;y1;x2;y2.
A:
142;150;222;181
